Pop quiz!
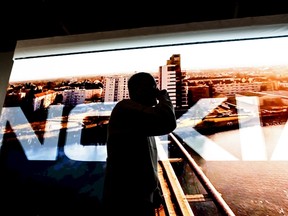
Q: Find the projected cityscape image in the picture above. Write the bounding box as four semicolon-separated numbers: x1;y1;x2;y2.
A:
1;33;288;215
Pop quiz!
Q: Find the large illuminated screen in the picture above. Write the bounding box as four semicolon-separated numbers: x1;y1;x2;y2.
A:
1;22;288;215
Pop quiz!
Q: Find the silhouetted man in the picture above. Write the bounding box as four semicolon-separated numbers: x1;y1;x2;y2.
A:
102;72;176;216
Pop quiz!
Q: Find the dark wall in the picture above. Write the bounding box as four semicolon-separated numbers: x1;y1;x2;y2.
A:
0;51;13;114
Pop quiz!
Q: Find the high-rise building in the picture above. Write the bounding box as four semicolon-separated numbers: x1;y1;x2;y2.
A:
159;65;177;107
104;76;129;102
166;54;188;109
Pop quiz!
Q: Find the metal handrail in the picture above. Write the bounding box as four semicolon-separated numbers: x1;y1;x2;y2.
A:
169;133;236;216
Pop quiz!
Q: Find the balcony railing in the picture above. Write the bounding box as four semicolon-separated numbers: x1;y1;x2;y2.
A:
157;133;236;216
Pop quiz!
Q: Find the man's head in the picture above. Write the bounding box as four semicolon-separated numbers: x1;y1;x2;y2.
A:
128;72;158;106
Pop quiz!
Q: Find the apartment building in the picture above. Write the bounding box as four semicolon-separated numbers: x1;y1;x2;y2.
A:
104;76;129;102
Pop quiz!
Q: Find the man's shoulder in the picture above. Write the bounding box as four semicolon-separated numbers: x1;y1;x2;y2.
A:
113;99;143;111
116;99;136;106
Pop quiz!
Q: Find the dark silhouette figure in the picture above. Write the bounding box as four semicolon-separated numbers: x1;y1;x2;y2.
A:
102;72;177;216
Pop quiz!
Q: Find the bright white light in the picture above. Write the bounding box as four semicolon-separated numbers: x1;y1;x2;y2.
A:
10;37;288;82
